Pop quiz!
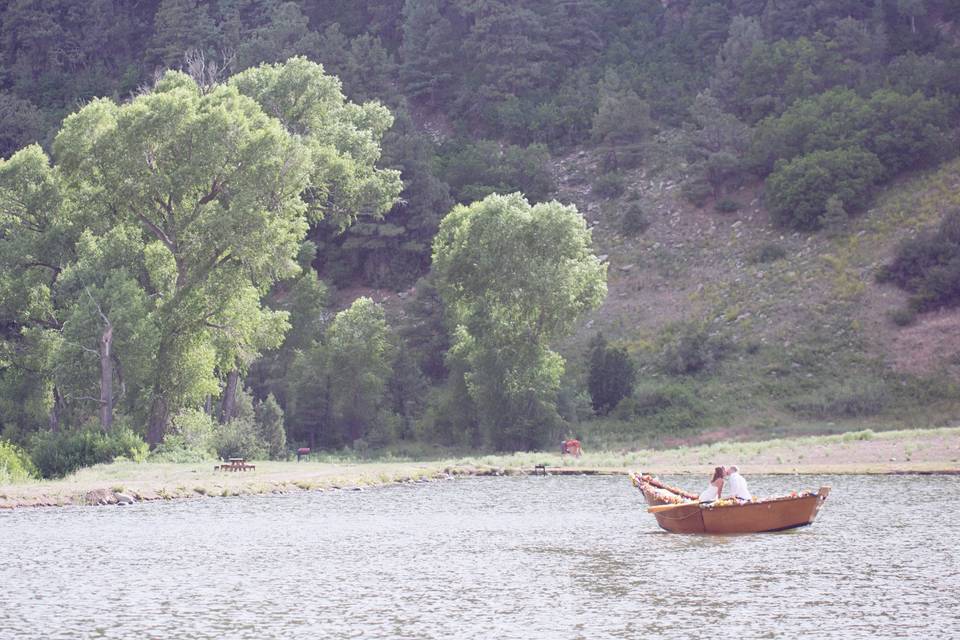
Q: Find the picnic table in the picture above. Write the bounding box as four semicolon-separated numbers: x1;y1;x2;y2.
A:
215;457;256;471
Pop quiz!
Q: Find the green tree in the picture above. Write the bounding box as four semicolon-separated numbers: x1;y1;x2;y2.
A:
54;226;158;433
0;93;45;159
53;71;310;445
397;274;450;382
587;333;636;415
47;58;400;446
325;297;395;445
432;193;607;450
0;145;73;437
591;70;655;169
229;57;402;227
148;0;220;67
234;2;320;71
255;392;286;458
399;0;458;104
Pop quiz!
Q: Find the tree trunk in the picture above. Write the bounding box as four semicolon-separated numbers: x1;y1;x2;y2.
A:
147;395;168;448
48;386;63;433
220;369;239;423
204;395;213;415
99;323;113;432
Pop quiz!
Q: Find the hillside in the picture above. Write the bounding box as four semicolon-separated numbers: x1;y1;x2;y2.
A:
555;149;960;445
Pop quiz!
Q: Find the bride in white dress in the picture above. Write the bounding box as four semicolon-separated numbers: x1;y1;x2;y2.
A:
698;466;725;502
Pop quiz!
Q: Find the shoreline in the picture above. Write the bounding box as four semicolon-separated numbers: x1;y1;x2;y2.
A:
2;426;958;509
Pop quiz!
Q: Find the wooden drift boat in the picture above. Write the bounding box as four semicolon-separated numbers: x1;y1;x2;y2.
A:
630;473;830;534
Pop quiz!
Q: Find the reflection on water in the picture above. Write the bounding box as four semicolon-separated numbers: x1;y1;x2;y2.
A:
1;474;958;639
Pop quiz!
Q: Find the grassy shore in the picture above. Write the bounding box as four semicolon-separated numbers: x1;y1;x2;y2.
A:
2;426;958;509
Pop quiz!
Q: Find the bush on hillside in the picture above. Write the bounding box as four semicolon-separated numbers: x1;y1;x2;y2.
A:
612;382;707;433
877;209;960;311
660;323;730;375
887;307;917;327
681;177;712;207
29;425;148;479
592;172;626;199
747;242;788;264
765;147;883;230
715;198;739;214
620;201;651;235
435;139;555;203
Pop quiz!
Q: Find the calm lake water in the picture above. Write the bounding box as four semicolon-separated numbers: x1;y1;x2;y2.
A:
1;474;958;639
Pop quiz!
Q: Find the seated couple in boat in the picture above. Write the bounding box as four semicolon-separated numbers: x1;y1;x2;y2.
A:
698;465;751;503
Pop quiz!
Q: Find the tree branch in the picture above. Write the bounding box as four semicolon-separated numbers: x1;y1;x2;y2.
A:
136;211;176;253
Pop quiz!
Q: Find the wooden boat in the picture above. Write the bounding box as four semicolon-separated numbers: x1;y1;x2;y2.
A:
630;473;830;534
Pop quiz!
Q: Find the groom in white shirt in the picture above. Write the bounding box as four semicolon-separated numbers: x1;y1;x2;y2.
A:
724;465;752;502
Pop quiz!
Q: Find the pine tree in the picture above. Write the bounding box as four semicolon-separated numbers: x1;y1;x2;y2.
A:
399;0;458;104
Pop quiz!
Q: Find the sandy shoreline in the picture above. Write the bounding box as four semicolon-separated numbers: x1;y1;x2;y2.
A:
2;426;958;509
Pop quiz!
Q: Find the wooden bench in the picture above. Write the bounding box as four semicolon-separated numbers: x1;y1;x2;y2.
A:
215;457;256;472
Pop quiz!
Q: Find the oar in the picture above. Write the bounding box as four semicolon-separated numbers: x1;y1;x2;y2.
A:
647;502;700;513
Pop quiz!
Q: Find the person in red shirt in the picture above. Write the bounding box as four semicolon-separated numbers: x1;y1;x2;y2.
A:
560;438;582;457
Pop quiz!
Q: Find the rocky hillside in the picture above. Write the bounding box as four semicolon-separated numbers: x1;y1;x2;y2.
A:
553;145;960;441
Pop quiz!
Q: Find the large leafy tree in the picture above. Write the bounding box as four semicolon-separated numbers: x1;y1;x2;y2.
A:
48;58;400;446
432;193;606;450
53;70;312;444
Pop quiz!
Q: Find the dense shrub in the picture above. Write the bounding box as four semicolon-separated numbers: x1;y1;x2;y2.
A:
0;439;39;484
715;198;739;214
213;417;268;461
681;177;712;207
887;307;918;327
877;209;960;311
751;89;950;177
747;242;788;264
765;147;883;230
29;426;148;478
592;172;626;199
660;323;730;375
612;382;706;433
620;201;651;235
149;408;216;462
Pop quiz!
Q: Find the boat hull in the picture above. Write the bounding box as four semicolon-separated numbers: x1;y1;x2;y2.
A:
651;489;830;534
